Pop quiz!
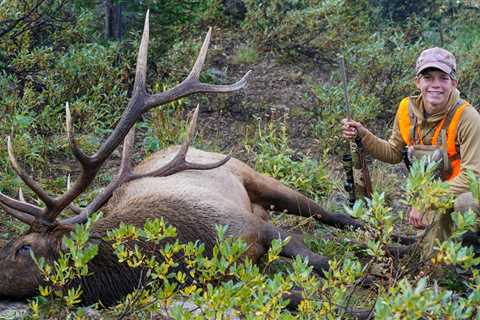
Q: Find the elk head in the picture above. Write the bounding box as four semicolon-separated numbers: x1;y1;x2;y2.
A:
0;11;250;300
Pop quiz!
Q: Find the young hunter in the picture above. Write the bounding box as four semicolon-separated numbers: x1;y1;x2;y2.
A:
341;47;480;256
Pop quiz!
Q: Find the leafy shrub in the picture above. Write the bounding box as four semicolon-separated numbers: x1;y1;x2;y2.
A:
403;158;454;216
369;0;439;22
347;30;421;109
31;214;102;318
248;116;335;200
243;0;378;62
33;216;368;319
29;166;480;319
450;22;480;107
309;78;381;152
0;3;131;199
346;158;480;319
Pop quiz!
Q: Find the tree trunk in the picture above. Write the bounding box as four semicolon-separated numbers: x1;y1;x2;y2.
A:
104;0;123;40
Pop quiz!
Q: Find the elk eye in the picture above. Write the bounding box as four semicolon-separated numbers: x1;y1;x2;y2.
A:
16;244;32;255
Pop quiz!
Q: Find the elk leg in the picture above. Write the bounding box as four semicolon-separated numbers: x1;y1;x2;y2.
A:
262;224;329;275
246;173;362;229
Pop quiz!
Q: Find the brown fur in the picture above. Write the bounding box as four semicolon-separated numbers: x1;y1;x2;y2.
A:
0;146;361;305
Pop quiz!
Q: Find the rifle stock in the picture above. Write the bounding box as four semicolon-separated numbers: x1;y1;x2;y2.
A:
353;136;373;198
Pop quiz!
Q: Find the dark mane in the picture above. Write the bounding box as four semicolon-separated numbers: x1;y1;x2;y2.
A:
74;239;143;307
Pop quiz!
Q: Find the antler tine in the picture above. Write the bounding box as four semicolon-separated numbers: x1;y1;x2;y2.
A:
61;126;137;225
132;9;149;96
18;188;25;202
0;191;42;217
66;103;89;165
179;104;200;156
0;201;35;225
6;136;56;209
65;174;82;214
187;28;211;81
184;28;252;93
119;124;135;174
193;70;251;93
132;105;231;179
144;27;252;111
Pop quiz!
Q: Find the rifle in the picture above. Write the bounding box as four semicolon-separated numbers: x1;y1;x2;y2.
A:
339;55;373;205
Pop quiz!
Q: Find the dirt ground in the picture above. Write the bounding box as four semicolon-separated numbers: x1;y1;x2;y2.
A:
188;31;333;162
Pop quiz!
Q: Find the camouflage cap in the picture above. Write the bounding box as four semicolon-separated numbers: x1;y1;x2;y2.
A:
415;47;457;78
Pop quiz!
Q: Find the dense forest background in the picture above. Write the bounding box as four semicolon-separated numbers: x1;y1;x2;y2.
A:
1;0;480;318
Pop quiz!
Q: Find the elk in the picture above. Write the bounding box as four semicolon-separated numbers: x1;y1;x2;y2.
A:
0;12;364;310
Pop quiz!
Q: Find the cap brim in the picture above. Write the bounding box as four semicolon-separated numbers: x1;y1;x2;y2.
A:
416;62;452;75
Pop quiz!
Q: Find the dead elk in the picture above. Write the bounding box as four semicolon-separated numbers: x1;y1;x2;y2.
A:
0;12;363;311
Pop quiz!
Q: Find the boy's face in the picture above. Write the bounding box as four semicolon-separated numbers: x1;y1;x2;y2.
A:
415;69;458;113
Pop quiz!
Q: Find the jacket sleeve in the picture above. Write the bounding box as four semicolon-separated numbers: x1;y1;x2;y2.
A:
360;109;405;164
447;107;480;196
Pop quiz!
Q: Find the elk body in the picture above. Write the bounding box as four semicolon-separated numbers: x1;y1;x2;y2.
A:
0;12;362;308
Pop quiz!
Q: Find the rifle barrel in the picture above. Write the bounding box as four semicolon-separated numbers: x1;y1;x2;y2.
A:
339;55;351;121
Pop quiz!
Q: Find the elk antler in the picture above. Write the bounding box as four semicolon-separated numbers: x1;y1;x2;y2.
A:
62;105;229;225
0;10;250;229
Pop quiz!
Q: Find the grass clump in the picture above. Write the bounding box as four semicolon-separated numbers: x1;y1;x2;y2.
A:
247;115;335;201
232;45;259;65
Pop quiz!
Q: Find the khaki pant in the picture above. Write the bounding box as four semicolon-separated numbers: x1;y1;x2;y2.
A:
421;192;480;257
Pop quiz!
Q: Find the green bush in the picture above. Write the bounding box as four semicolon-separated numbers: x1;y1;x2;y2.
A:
243;0;377;62
28;166;480;318
248;116;335;200
309;78;381;152
32;216;370;319
347;30;421;109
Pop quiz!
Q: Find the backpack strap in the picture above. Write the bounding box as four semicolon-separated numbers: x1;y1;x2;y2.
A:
438;99;465;157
